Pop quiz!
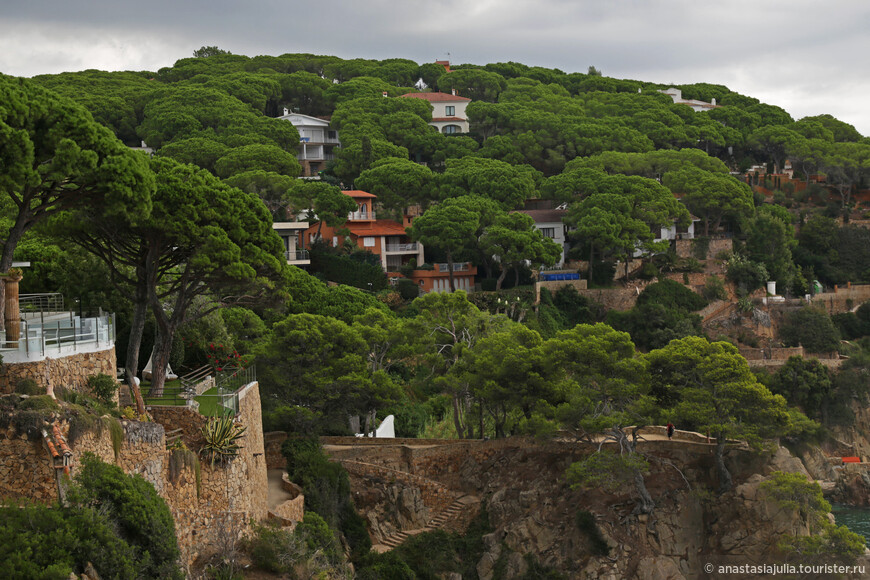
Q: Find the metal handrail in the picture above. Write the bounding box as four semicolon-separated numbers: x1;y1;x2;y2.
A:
18;293;65;315
180;365;212;390
284;249;310;261
438;262;470;272
385;243;418;252
348;211;375;221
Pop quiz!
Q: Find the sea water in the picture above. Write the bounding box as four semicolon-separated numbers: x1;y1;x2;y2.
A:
831;503;870;542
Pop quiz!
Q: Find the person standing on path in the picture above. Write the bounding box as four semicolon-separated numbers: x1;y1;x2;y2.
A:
666;422;675;440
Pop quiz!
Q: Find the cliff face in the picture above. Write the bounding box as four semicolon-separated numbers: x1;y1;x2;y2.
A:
339;438;864;579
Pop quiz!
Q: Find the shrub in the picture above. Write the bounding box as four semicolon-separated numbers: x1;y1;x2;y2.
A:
0;501;139;579
726;254;769;296
200;415;247;466
576;510;610;556
636;279;707;312
18;395;59;412
14;378;43;396
66;453;183;579
779;307;841;353
86;374;118;406
702;275;728;302
396;277;419;300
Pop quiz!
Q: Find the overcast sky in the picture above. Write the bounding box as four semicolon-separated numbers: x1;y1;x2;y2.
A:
2;0;869;135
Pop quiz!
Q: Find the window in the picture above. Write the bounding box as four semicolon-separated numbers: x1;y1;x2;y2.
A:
363;237;375;247
540;227;556;238
327;130;337;140
445;105;455;116
442;125;461;134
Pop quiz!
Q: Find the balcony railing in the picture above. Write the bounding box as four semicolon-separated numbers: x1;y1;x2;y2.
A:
285;249;310;262
438;262;471;272
0;312;116;363
19;293;65;318
348;211;375;221
385;243;418;252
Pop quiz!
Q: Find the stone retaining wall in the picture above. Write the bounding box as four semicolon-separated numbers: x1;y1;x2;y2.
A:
810;284;870;315
534;279;588;304
0;347;117;395
0;381;270;569
148;405;207;449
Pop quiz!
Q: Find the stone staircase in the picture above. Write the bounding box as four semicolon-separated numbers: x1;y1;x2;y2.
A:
375;495;478;552
165;428;183;448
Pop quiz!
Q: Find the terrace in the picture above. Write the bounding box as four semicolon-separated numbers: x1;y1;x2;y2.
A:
143;365;256;418
0;293;115;364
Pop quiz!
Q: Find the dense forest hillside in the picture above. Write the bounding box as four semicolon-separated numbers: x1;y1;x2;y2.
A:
4;49;870;577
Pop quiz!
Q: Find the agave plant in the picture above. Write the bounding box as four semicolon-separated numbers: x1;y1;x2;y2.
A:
199;415;247;466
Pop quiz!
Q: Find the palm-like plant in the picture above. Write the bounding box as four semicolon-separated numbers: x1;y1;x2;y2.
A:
199;415;247;466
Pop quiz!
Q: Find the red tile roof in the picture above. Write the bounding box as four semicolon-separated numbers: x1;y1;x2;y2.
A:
342;190;376;198
347;220;409;237
399;92;471;102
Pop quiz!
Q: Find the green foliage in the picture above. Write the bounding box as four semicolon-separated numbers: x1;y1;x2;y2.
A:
761;471;865;563
0;501;140;579
576;510;610;556
636;279;707;312
702;275;729;302
779;307;841;353
725;253;769;296
18;395;59;412
308;244;389;291
566;451;649;493
281;438;371;563
66;453;183;579
769;357;833;420
200;415;247;466
86;373;118;406
245;518;351;577
106;417;124;462
14;378;44;396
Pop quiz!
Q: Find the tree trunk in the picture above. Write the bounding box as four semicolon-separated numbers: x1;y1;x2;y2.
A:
125;296;148;415
632;470;656;515
514;266;520;288
149;322;174;399
451;394;466;439
495;267;507;291
716;434;733;493
446;251;456;292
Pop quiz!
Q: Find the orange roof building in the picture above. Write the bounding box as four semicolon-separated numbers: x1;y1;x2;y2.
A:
399;91;470;134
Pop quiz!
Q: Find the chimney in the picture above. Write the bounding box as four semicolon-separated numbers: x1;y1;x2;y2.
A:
451;88;456;96
283;107;289;116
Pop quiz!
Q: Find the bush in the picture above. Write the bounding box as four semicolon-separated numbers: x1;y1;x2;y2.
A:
725;254;769;296
636;279;707;312
702;275;728;302
396;277;419;300
0;501;140;579
86;373;118;406
66;454;183;579
14;378;43;396
18;395;59;411
779;307;841;353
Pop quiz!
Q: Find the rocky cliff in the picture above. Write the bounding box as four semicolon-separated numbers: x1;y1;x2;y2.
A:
338;438;869;579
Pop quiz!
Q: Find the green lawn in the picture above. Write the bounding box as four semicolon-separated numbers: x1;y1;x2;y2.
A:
142;382;233;417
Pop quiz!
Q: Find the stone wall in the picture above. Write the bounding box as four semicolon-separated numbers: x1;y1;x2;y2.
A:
0;347;117;395
534;279;587;304
0;381;270;569
674;237;733;260
576;287;640;311
148;405;207;449
810;284;870;315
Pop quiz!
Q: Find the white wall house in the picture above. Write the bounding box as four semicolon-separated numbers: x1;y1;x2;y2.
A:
517;208;570;267
659;88;720;112
398;91;471;134
275;110;341;176
272;222;310;266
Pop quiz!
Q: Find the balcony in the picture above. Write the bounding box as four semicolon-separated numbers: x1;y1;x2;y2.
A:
348;211;375;221
438;262;471;272
284;249;310;264
385;242;418;253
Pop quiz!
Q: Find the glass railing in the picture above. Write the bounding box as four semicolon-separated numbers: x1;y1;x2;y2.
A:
0;312;116;363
